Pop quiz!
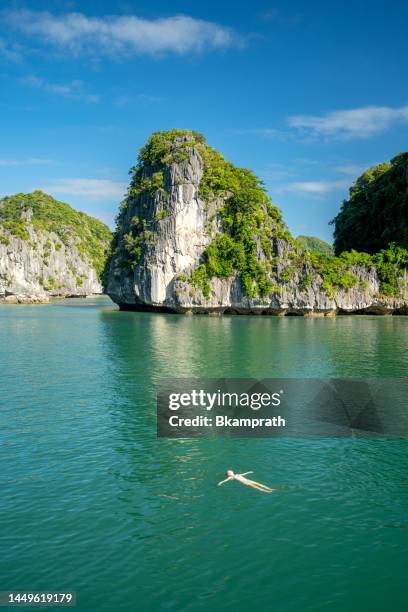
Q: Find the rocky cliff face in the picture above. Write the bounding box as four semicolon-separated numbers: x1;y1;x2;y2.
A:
107;130;408;315
0;191;111;302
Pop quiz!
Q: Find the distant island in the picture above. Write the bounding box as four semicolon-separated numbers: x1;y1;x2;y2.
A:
0;191;111;303
295;236;333;257
1;132;408;314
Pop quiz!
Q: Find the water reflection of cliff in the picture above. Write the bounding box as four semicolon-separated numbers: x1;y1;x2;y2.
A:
98;311;230;507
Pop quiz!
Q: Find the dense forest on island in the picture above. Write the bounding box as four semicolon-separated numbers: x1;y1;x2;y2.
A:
331;153;408;255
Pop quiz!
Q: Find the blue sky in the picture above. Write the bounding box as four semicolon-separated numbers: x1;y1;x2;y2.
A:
1;0;407;241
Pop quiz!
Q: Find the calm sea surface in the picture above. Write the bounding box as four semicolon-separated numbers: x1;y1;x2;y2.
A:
1;297;407;611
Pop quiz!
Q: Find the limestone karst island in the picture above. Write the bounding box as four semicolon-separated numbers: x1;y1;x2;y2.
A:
0;191;111;303
1;130;408;314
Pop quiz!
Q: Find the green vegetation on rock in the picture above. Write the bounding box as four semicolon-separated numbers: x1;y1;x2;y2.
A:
302;243;408;298
116;129;290;298
0;191;112;278
197;168;286;298
125;129;204;203
331;153;408;254
138;129;205;166
328;154;408;297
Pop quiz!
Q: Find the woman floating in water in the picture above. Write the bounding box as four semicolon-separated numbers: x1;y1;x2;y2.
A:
218;470;274;493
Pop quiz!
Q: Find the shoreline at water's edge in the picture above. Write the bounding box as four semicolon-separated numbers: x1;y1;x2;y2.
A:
117;302;408;316
0;292;107;305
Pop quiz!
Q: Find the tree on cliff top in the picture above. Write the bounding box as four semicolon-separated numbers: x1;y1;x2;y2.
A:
331;153;408;255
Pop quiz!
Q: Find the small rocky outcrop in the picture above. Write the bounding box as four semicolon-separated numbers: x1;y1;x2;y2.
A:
106;130;408;315
2;293;49;304
0;191;111;302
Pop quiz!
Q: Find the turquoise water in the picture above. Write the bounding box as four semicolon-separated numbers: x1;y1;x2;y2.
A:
1;297;408;611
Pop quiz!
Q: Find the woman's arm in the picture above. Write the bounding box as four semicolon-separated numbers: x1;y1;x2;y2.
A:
217;477;232;486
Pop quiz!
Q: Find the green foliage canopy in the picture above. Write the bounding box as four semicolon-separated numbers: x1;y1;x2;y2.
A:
331;153;408;255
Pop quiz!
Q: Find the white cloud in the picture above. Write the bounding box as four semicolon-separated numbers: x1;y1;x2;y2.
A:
283;179;350;195
43;178;126;201
6;10;236;58
288;105;408;139
0;38;22;61
0;158;58;166
333;164;369;176
237;128;290;141
20;75;99;103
